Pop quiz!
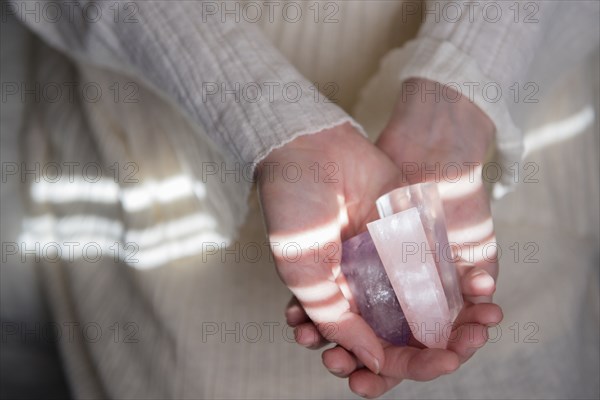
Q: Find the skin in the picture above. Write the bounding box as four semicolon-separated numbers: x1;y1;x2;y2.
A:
258;78;502;398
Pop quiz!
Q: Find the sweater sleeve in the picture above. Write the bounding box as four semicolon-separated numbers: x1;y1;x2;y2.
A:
397;0;600;191
7;0;363;166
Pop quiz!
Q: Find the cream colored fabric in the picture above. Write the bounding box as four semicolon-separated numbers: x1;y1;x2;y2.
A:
7;0;363;172
1;1;598;399
354;1;599;191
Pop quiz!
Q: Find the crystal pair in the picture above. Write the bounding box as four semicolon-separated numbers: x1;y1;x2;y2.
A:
340;182;463;349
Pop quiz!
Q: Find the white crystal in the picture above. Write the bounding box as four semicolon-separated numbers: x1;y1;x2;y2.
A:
367;208;451;349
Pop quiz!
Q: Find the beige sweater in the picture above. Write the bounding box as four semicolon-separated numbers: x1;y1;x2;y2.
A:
3;1;599;398
9;1;599;185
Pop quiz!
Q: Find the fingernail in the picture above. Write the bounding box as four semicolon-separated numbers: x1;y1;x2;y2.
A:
353;346;380;375
327;367;346;377
286;313;301;326
293;327;302;343
464;346;478;359
473;273;495;291
444;368;456;375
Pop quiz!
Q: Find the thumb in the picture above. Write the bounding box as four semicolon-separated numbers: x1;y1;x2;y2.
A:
260;178;384;375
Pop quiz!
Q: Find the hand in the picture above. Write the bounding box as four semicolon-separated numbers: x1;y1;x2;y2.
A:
258;122;403;375
284;79;503;398
376;78;499;292
260;122;475;379
352;78;502;396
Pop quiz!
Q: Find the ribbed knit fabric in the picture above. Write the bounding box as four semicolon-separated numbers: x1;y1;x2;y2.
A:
8;0;364;169
354;1;599;189
3;1;599;399
9;1;599;188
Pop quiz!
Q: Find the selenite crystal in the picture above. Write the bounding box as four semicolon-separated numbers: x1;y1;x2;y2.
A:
368;208;451;349
376;182;463;323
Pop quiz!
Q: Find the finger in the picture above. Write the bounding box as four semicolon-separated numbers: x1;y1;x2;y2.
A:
460;267;496;298
454;303;503;328
285;296;309;326
349;369;401;399
293;323;328;349
453;232;499;285
324;311;384;374
447;303;503;362
442;186;499;284
270;230;384;373
381;346;459;381
322;345;359;378
348;347;459;398
447;323;489;363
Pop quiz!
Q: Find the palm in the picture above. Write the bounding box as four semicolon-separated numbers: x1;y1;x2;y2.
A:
258;123;403;375
375;81;499;288
258;108;501;396
275;82;503;398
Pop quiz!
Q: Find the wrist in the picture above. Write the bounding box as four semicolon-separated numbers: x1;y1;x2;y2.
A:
255;122;360;181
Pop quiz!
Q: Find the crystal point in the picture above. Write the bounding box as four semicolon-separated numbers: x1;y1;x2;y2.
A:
367;208;451;349
376;183;463;323
340;182;463;349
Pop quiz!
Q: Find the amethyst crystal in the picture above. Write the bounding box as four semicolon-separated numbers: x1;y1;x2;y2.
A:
340;182;463;348
340;231;411;346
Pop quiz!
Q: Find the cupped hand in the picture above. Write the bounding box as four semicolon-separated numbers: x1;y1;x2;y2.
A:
258;122;404;375
376;78;499;295
283;79;503;398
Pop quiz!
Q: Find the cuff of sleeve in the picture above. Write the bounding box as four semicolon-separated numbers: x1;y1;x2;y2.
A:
399;37;524;197
252;113;367;167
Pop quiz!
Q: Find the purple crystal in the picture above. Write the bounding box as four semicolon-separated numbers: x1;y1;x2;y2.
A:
340;182;464;349
341;231;411;346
